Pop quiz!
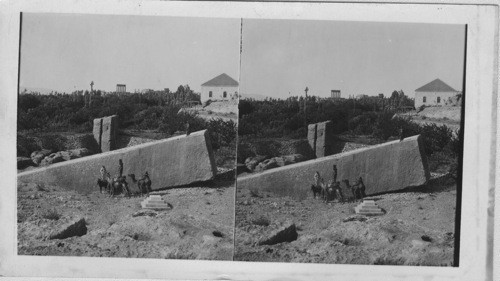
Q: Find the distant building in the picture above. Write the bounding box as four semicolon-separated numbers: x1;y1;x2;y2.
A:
330;90;341;99
116;84;126;93
200;73;238;103
414;78;459;108
378;93;384;98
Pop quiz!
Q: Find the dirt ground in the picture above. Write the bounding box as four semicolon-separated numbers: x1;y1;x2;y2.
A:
17;178;235;260
234;176;456;266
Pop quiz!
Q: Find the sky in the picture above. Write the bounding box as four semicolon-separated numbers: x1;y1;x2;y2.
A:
240;19;465;99
20;13;241;93
20;15;465;99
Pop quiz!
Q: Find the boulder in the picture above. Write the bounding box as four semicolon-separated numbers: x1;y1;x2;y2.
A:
49;218;87;240
30;149;53;165
254;158;279;172
17;157;36;169
69;148;92;158
245;155;269;171
41;152;65;166
275;154;306;167
258;223;298;245
60;151;75;161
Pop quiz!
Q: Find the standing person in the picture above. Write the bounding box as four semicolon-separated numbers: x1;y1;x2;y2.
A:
118;159;123;178
100;165;107;180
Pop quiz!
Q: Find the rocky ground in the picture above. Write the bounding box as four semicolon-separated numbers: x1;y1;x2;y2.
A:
397;106;461;133
18;178;235;260
179;101;238;122
234;176;456;266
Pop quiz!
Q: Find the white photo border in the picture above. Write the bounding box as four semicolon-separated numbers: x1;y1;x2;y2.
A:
0;1;497;280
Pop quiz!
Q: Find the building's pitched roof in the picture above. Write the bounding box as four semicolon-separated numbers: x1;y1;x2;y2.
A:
201;73;239;87
415;79;457;92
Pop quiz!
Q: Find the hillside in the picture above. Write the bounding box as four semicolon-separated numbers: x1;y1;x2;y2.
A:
179;100;238;122
397;106;461;132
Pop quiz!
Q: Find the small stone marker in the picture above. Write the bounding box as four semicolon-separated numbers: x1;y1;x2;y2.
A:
141;195;172;210
354;199;384;215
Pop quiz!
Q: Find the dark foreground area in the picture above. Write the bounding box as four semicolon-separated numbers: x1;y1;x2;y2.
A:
234;174;456;266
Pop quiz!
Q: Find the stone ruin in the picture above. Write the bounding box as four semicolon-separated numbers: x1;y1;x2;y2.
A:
308;121;336;158
93;115;118;152
237;135;430;199
18;130;217;194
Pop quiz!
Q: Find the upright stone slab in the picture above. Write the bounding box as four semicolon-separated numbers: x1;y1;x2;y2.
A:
238;135;430;199
307;124;317;157
18;130;217;194
315;121;334;158
92;118;103;152
101;115;118;152
307;121;335;158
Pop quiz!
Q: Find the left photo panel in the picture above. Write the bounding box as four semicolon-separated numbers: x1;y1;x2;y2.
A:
16;13;239;260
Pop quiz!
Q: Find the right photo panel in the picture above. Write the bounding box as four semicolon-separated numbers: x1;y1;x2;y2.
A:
235;19;465;266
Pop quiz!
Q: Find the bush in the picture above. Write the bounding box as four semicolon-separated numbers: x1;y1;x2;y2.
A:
373;112;395;141
348;112;377;135
206;118;237;149
42;209;61;220
420;123;453;155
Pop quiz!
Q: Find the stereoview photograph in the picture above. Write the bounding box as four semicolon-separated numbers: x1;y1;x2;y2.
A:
235;19;464;266
16;13;239;260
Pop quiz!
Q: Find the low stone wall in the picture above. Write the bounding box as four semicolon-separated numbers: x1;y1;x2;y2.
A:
18;130;217;194
237;135;430;200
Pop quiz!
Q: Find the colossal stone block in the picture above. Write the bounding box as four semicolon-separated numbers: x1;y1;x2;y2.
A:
307;121;335;158
315;121;335;158
18;130;217;194
101;115;118;152
237;135;430;199
92;118;102;151
307;124;317;156
92;115;118;152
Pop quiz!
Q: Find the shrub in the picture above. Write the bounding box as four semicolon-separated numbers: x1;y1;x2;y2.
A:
348;112;377;135
420;123;453;156
373;112;396;141
42;209;60;220
206;118;237;149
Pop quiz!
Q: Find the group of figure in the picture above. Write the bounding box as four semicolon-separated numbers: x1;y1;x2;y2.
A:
310;165;367;203
96;159;152;197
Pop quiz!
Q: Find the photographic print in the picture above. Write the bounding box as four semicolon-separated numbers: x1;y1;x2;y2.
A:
2;1;497;280
16;13;239;260
235;19;465;266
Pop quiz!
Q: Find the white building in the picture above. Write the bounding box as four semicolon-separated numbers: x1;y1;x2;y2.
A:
331;90;341;99
415;78;459;108
200;73;239;103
